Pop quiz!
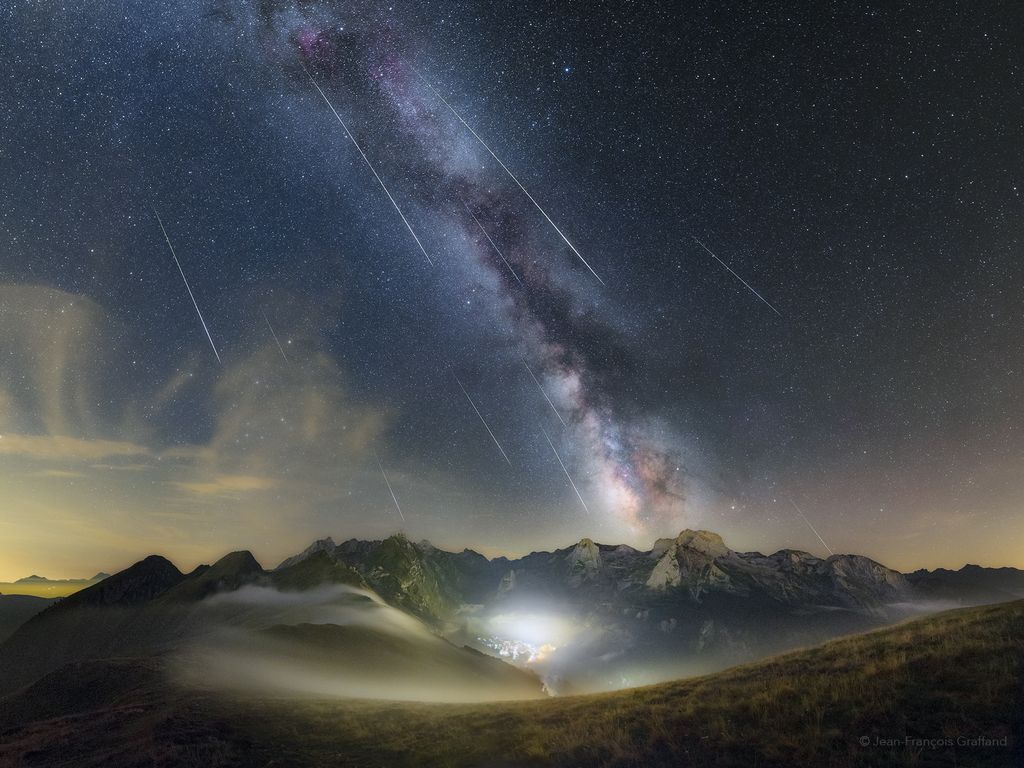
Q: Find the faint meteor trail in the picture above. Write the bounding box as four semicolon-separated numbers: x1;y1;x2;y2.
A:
376;454;406;522
154;211;221;364
464;202;523;286
522;358;567;427
455;375;511;465
413;66;605;286
262;310;289;363
790;498;834;556
540;426;590;514
303;65;433;266
692;237;782;317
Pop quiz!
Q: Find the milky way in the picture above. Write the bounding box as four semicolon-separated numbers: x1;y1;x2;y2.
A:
1;0;1022;576
250;2;691;533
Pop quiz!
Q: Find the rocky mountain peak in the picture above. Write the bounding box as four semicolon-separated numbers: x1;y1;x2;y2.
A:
160;551;264;602
61;555;184;608
275;537;337;571
822;554;909;611
382;532;416;552
210;550;263;576
650;529;730;559
646;530;733;596
772;549;819;562
571;538;601;565
567;538;602;584
271;550;366;591
826;554;904;583
674;529;729;557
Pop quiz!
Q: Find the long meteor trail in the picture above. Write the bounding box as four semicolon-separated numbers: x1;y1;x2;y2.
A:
413;66;604;286
455;375;511;465
376;455;406;522
303;65;433;266
540;426;590;514
154;211;221;364
790;498;834;556
262;310;289;363
522;358;567;427
464;202;523;286
692;237;782;317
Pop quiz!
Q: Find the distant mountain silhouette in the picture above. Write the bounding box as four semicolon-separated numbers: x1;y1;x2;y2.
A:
13;573;106;584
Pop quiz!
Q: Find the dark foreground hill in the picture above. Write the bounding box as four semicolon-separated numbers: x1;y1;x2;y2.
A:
0;595;55;643
0;600;1020;768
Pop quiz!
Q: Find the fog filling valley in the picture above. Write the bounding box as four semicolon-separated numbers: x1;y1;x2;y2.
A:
172;584;546;702
168;582;731;700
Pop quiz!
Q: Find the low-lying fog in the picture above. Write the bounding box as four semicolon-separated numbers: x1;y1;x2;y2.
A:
172;585;544;703
169;587;963;701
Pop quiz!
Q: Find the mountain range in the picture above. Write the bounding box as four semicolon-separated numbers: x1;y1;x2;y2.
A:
2;528;1021;698
13;573;110;584
269;529;1024;690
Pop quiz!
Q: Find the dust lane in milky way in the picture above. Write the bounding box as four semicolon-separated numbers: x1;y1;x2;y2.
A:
278;9;690;533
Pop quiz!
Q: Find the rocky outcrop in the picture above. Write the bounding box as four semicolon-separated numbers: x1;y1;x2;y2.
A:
275;537;337;570
497;569;518;594
646;530;733;598
824;554;909;611
568;538;602;585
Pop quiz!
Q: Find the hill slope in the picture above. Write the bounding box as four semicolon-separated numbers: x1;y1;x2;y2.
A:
176;621;543;703
0;595;54;643
0;600;1019;767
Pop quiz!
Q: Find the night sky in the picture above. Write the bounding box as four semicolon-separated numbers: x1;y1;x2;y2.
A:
1;0;1022;579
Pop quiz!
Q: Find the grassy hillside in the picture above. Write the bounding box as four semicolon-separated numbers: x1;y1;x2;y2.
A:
0;600;1021;767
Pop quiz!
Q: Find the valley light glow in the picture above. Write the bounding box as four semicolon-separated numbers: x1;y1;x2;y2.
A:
481;611;578;664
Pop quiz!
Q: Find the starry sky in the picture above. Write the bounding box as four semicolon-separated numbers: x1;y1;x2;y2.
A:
1;0;1022;580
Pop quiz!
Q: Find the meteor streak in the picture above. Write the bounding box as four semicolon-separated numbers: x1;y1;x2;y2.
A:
540;426;590;514
376;454;406;522
413;67;604;286
303;65;433;266
692;237;782;317
790;498;834;556
262;309;289;363
522;358;567;427
154;210;221;364
455;375;511;465
464;202;523;286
